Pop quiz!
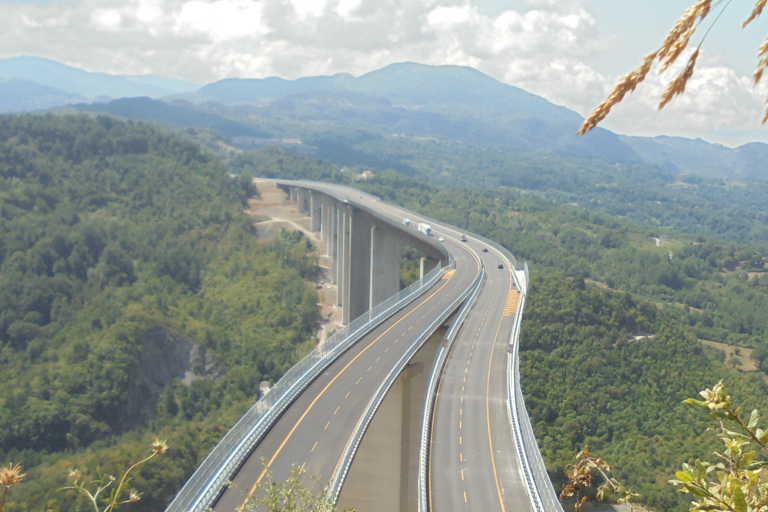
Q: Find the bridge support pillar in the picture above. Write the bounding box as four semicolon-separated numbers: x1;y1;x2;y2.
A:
297;189;309;214
336;207;350;307
370;226;402;310
346;210;372;324
310;192;322;232
321;196;334;256
289;188;297;202
420;257;439;279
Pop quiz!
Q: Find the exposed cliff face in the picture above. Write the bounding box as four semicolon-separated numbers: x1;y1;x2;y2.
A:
117;327;216;429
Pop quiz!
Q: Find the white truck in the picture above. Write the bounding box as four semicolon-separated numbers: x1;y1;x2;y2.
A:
417;223;432;236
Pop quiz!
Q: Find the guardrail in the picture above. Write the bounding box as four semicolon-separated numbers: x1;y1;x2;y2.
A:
165;263;447;512
507;262;564;512
416;268;486;512
328;266;481;502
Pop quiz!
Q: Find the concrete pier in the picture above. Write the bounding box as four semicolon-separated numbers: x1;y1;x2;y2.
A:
281;185;447;325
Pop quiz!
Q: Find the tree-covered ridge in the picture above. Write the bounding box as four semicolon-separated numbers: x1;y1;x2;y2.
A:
0;115;320;511
520;273;768;511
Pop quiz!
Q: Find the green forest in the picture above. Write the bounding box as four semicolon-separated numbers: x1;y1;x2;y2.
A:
0;115;320;511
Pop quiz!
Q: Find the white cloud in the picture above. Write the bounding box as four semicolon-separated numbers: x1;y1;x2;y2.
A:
0;0;766;145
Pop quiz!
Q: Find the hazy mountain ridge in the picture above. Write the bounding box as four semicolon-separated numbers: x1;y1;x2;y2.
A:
621;134;768;182
2;55;766;181
0;56;199;102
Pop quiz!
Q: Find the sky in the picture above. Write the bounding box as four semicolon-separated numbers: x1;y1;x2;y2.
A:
1;0;768;146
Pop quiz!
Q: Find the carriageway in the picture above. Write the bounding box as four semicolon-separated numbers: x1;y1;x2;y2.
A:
165;180;563;512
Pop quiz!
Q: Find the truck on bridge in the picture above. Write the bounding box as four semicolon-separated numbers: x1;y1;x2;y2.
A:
417;222;432;236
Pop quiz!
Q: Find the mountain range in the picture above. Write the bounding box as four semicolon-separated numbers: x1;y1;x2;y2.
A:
1;55;766;182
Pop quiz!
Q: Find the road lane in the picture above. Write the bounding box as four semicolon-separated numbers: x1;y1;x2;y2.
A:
430;239;531;512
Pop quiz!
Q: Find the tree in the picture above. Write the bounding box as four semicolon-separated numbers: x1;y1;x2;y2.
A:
579;0;768;134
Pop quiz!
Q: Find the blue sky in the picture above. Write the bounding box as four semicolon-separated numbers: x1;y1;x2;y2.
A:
0;0;767;145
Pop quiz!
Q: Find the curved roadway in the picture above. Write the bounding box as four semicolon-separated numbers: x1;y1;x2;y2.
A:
215;187;481;511
429;238;531;512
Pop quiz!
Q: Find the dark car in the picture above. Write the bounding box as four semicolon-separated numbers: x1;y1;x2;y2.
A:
497;264;503;269
482;248;488;252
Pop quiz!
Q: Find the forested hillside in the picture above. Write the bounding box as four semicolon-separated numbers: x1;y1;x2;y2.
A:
234;147;768;511
0;115;320;511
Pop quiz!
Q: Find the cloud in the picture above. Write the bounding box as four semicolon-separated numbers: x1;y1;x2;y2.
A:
0;0;766;145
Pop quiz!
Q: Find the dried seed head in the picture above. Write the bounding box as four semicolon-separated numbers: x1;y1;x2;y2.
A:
577;55;656;135
129;490;141;502
660;49;700;110
0;463;25;488
68;468;82;481
579;0;715;134
744;0;768;27
762;98;768;125
755;35;768;84
152;438;168;455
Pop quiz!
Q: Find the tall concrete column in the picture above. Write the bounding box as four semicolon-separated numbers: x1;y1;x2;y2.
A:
289;188;298;202
370;225;402;309
297;189;309;214
419;257;439;279
321;196;334;256
346;211;372;324
310;192;322;232
341;207;354;322
335;207;346;307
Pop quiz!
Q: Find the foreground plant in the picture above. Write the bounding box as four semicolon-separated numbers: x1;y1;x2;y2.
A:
61;439;168;512
669;380;768;511
560;446;639;512
579;0;768;134
239;462;354;512
0;463;25;512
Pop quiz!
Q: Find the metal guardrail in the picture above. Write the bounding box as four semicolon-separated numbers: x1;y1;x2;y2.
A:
328;266;480;502
507;262;564;512
416;269;486;512
165;263;447;512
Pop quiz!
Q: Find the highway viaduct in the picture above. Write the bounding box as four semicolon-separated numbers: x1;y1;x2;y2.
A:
166;180;561;512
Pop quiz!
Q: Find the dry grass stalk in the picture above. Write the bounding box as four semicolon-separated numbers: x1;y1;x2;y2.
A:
660;49;700;109
0;463;24;512
744;0;767;27
575;0;768;134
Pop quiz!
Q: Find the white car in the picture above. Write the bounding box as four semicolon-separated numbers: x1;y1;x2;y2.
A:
438;236;445;242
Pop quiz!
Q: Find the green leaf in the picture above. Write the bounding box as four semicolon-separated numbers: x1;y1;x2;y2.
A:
733;485;747;512
684;399;709;408
676;471;694;483
744;460;768;471
749;409;760;429
696;459;706;482
733;485;748;512
686;484;712;498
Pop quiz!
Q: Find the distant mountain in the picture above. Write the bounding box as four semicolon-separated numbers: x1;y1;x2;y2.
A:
621;135;768;181
186;62;636;161
0;56;199;99
5;57;765;182
0;79;86;113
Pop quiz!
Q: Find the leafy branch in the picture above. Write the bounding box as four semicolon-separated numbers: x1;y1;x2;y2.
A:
560;446;640;512
670;380;768;512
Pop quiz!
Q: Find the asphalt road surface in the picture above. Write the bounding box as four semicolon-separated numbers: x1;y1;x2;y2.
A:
429;237;532;512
